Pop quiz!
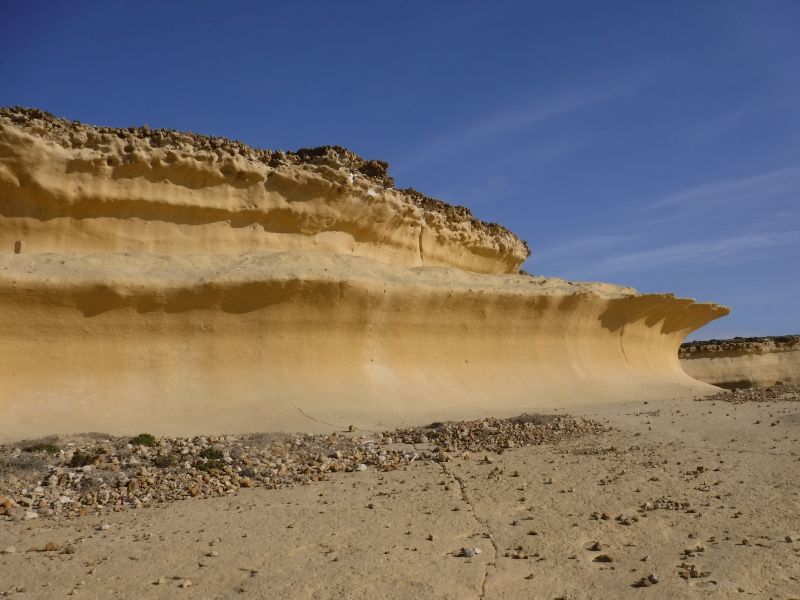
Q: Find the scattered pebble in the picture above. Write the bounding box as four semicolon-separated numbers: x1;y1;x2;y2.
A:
588;541;604;551
633;574;661;587
593;554;613;562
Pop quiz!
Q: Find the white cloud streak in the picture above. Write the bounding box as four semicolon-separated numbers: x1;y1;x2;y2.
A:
534;233;645;262
677;107;749;141
397;75;643;170
642;165;800;213
589;231;800;275
535;229;800;281
534;164;800;282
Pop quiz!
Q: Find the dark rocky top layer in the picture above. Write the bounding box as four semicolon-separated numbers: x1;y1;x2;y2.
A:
680;335;800;357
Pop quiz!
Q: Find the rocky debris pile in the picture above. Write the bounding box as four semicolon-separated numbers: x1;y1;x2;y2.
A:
0;414;603;520
0;106;526;253
677;562;710;579
390;414;606;453
639;497;694;512
699;383;800;404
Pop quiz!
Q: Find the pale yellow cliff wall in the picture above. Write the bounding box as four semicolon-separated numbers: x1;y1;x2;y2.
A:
0;108;729;441
0;252;726;440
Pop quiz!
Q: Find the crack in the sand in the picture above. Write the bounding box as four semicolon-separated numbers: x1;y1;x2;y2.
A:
409;443;496;598
289;397;342;429
439;461;498;600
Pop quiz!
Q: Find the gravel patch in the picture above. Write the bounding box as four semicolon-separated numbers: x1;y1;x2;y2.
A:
698;383;800;404
0;414;604;520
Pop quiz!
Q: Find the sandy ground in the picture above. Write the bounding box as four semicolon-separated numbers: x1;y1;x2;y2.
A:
1;395;799;599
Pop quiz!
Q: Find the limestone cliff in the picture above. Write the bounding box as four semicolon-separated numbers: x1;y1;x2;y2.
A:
0;107;527;274
0;108;729;440
680;336;800;389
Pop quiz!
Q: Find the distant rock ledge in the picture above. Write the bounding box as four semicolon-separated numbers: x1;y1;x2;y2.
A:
0;107;729;441
680;335;800;389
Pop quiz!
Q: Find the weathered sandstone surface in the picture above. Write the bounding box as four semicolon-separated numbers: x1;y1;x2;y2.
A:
0;108;729;441
680;335;800;389
0;108;527;274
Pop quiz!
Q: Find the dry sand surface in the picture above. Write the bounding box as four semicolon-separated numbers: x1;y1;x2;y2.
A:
2;388;799;599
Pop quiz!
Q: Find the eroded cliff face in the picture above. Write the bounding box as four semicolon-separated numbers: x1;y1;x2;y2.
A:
0;108;528;274
680;336;800;389
0;108;729;440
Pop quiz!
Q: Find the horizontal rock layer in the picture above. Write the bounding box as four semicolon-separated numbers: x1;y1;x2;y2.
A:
1;251;728;440
0;108;729;440
0;108;528;275
680;336;800;389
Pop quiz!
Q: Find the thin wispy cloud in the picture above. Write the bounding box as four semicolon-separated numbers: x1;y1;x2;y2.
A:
396;74;645;171
588;231;800;275
677;107;749;140
534;164;800;282
429;134;583;206
534;233;646;263
457;174;510;207
536;228;800;281
642;165;800;213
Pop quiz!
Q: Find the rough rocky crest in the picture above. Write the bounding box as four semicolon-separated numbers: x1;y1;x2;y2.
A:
0;107;528;273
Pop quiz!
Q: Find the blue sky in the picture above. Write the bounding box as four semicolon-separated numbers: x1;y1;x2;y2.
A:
2;1;798;339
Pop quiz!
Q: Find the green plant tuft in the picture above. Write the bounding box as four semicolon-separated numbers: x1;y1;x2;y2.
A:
153;453;179;468
130;433;157;447
196;459;225;472
23;442;60;454
69;450;99;468
199;447;223;460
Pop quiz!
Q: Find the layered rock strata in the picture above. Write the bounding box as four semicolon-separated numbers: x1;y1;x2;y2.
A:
0;108;729;440
0;108;527;274
680;336;800;389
